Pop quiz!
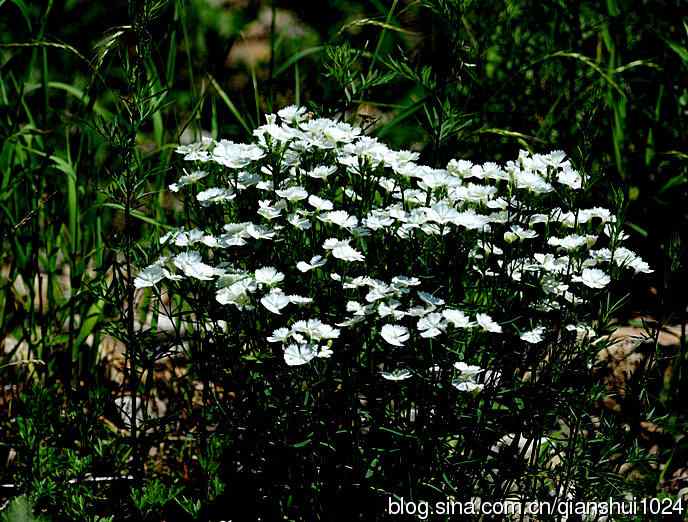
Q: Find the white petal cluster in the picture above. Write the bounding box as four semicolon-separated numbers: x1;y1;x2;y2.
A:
381;324;410;346
573;268;611;289
169;169;208;192
144;106;651;374
520;326;545;344
173;251;224;281
381;369;413;381
452;361;486;393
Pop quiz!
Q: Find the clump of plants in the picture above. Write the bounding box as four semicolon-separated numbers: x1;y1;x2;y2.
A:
134;106;652;518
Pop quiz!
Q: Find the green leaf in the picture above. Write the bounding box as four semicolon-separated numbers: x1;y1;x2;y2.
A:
0;495;50;522
338;18;418;38
661;150;688;160
378;426;416;439
665;39;688;64
658;174;687;194
291;434;313;448
208;74;252;137
45;81;112;118
99;203;174;229
538;51;626;98
626;222;648;238
74;299;104;348
474;127;545;144
3;0;32;31
274;46;324;77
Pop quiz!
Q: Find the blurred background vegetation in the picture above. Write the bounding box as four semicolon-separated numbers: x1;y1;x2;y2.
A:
1;0;687;519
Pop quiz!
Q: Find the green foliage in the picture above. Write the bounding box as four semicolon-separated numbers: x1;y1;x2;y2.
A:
0;496;48;522
0;0;686;520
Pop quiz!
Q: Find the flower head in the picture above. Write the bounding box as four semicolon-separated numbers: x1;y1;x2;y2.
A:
381;324;410;347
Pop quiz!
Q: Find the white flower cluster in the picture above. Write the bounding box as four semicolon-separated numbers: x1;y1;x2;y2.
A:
136;105;651;381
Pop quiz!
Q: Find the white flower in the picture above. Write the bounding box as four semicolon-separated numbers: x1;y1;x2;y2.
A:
218;235;247;247
418;170;453;191
557;167;582;189
134;263;165;288
392;275;421;287
172;229;203;247
585;207;615;224
237;171;262;189
476;313;502;333
513;169;553;193
417;291;445;307
215;278;256;310
323;238;349;250
317;346;333;358
473;240;503;257
176;139;212;161
287;212;312;230
254;266;285;286
260;289;291;314
381;324;410;346
442;309;473;328
223;222;250;236
347;300;373;316
628;258;652;274
425;202;461;225
505;225;538;243
453;210;491;230
275;186;308;201
450;183;498;203
288;295;313;305
483;162;508;181
169;169;208;192
529;213;550;226
573;268;611;289
196;187;235;205
550;209;576;227
331;244;365;262
267;327;291;343
343;275;373;289
363;210;394;230
306;165;336;179
548;234;597;251
365;280;395;302
257;200;283;220
307;194;334;211
417;313;447;338
345;187;362;201
405;305;435;317
452;381;484;393
319;210;358;229
173;251;224;280
453;362;484;378
200;234;219;248
381;369;413;381
446;159;473;178
245;223;276;240
378;301;405;321
520;327;545;344
292;319;340;340
544;149;568;167
534;253;570;274
296;256;326;272
386;149;420;169
612;247;653;274
283;343;317;366
255;123;295;143
212;140;265;169
277;105;307;124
